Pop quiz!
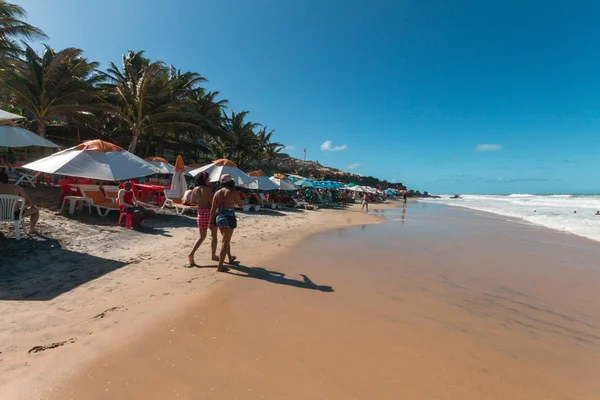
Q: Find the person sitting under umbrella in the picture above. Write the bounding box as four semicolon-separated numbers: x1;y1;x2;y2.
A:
0;171;40;234
118;182;149;227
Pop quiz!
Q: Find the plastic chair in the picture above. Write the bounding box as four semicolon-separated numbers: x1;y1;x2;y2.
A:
58;179;74;203
0;195;26;240
118;205;133;229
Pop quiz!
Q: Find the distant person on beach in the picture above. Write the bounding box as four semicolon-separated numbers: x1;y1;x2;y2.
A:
361;192;369;212
403;192;408;206
340;190;347;209
117;182;147;227
210;174;243;272
0;171;40;234
596;211;600;216
187;172;218;267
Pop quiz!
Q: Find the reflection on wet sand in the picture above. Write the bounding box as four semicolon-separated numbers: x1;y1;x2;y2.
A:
49;203;600;400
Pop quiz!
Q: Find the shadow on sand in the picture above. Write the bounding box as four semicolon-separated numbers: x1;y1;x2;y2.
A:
0;235;128;301
225;263;334;292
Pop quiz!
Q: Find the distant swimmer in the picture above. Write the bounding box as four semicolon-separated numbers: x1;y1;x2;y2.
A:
595;211;600;216
574;211;577;214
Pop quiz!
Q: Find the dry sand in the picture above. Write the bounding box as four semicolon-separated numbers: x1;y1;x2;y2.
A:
0;187;387;399
45;202;600;400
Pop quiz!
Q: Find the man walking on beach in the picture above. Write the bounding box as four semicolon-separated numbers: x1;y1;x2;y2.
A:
0;171;40;234
403;192;407;206
187;172;218;267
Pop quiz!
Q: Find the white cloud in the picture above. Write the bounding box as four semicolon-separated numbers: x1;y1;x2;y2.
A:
284;145;294;151
347;163;360;169
476;144;503;151
320;140;347;152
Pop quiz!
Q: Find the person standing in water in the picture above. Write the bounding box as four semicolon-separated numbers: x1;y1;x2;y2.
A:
210;174;243;272
403;191;408;206
187;172;218;267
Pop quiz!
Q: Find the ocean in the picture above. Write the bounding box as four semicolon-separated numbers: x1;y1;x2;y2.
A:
420;194;600;243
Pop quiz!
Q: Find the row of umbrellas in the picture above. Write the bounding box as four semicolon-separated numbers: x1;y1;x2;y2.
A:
0;110;403;197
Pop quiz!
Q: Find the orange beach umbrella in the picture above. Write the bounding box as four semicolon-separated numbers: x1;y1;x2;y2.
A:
22;139;158;181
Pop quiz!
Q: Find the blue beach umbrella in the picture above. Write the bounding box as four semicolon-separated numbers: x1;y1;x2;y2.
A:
295;178;314;188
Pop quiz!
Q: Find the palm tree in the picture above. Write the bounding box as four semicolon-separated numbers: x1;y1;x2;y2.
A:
254;126;278;170
265;143;284;168
0;1;46;58
0;45;102;137
102;50;206;153
221;110;259;167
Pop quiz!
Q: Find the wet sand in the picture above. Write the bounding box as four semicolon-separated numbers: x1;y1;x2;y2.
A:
50;203;600;399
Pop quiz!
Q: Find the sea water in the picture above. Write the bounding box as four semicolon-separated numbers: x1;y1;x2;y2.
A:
420;194;600;243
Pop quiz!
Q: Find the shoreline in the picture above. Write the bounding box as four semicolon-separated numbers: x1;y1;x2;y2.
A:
0;201;394;399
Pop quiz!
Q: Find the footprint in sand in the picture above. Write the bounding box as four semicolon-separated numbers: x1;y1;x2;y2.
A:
92;306;125;319
28;338;76;354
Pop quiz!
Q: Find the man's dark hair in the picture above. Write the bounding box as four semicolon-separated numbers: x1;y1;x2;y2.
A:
0;171;9;184
195;171;209;187
223;180;236;190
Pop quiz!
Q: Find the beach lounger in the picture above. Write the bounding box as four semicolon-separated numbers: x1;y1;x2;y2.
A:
162;189;197;215
259;193;277;209
15;171;41;187
292;198;318;210
0;194;26;240
102;185;120;203
80;186;120;216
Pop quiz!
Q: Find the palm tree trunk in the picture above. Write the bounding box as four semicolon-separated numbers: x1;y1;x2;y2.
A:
37;121;46;138
128;126;142;154
144;132;153;158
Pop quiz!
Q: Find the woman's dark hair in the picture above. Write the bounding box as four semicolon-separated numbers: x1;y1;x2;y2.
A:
223;180;236;190
195;171;209;187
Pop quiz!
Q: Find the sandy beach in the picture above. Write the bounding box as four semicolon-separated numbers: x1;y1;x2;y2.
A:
0;188;387;399
42;202;600;400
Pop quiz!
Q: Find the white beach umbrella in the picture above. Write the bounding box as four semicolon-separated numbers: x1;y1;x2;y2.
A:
0;110;25;121
363;186;377;194
145;157;175;174
269;176;298;191
0;124;59;148
22;140;159;181
346;185;364;192
188;159;255;186
240;175;279;191
170;155;188;197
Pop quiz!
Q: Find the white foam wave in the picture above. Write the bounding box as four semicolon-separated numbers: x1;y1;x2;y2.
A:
421;194;600;242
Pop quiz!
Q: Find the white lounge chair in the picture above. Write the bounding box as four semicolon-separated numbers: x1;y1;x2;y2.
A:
162;189;197;215
259;193;277;209
102;185;120;203
15;171;41;187
292;198;318;210
0;194;26;240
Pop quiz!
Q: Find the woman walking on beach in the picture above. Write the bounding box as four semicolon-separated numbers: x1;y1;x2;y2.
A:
187;172;218;267
361;192;369;212
210;174;243;272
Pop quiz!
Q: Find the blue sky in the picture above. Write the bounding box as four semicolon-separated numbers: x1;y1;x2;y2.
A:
16;0;600;194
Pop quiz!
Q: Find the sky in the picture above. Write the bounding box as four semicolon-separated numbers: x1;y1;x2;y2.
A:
15;0;600;194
